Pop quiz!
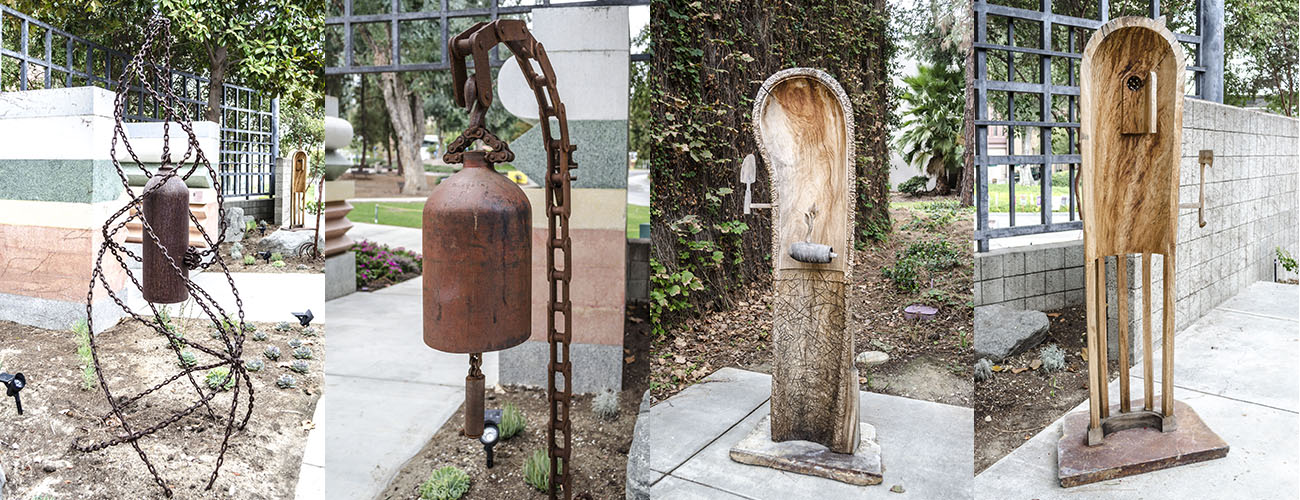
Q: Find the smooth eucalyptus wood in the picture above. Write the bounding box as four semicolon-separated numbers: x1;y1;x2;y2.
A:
1118;255;1130;413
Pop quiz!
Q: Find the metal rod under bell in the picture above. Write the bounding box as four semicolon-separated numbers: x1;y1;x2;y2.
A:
464;353;485;438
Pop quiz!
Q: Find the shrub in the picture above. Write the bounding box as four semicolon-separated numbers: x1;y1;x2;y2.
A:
593;389;619;421
243;254;256;265
264;345;281;361
882;257;921;292
178;351;198;368
292;347;313;359
353;240;422;289
1278;247;1298;273
1040;344;1066;373
272;260;286;268
270;252;284;262
276;374;297;389
290;360;310;374
245;359;265;372
500;403;525;439
72;320;97;391
205;367;235;391
418;466;471;500
523;449;559;492
974;358;993;382
898;175;929;196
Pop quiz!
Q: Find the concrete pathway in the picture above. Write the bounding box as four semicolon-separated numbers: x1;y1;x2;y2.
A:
321;277;498;500
977;281;1299;499
347;222;422;252
628;169;649;206
630;367;973;499
126;271;326;325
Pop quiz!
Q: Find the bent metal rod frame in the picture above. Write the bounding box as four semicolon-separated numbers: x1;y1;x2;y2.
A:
77;17;252;497
444;20;577;500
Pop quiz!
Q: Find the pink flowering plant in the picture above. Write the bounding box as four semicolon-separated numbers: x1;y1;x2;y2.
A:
353;239;422;290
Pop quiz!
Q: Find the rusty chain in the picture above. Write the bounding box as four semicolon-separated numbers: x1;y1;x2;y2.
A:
78;16;252;497
445;20;576;500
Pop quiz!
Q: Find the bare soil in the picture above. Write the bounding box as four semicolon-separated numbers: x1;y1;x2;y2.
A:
0;317;324;499
973;305;1119;472
650;195;974;408
216;224;325;274
380;303;650;500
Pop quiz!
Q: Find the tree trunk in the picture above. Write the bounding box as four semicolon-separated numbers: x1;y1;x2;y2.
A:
204;45;229;124
958;10;976;207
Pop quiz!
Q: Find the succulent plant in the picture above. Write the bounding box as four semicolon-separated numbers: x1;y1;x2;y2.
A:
252;330;269;341
270;252;284;262
292;347;313;360
301;326;318;337
205;367;235;391
1040;344;1066;373
243;254;256;265
275;374;297;389
418;466;470;500
264;345;281;361
974;358;994;382
288;338;304;349
593;389;619;421
500;403;525;439
274;321;293;332
178;350;198;368
271;260;286;268
244;359;265;372
523;449;558;492
290;360;310;374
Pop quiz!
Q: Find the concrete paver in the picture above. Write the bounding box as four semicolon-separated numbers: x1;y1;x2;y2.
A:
347;222;422;252
127;271;326;324
640;367;973;499
976;281;1298;499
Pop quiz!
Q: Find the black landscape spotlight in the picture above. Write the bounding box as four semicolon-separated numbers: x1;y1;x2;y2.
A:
481;409;502;468
1;372;26;415
292;309;314;327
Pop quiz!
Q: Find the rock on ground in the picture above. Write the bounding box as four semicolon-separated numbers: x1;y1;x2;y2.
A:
974;304;1049;362
855;351;889;371
260;228;323;257
222;206;248;242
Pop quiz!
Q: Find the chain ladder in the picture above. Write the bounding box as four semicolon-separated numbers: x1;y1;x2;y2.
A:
77;16;252;497
445;20;576;500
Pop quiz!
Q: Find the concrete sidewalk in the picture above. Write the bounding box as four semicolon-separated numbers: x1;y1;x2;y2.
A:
347;221;422;252
321;278;498;500
630;368;973;499
126;271;326;325
977;281;1299;499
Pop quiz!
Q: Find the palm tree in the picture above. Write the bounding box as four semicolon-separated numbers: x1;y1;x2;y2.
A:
896;63;965;195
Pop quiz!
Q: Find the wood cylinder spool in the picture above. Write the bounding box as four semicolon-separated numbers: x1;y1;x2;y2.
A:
1079;17;1185;446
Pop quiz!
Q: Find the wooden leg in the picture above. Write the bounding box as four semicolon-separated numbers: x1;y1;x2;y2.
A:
1143;252;1154;411
1117;254;1130;413
1097;257;1109;418
1085;256;1101;435
1162;251;1175;418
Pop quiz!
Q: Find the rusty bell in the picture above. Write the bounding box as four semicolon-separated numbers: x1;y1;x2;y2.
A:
141;164;191;304
422;151;532;354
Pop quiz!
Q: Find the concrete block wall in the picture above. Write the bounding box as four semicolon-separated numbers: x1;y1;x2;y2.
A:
976;98;1299;354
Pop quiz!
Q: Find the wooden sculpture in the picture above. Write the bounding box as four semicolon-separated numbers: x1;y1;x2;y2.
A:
730;68;880;486
1059;17;1227;487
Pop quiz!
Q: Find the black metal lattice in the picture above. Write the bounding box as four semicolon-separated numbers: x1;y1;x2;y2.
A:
972;0;1224;251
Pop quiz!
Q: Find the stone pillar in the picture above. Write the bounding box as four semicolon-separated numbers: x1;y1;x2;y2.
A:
324;95;357;300
0;87;127;333
493;5;630;394
118;121;222;247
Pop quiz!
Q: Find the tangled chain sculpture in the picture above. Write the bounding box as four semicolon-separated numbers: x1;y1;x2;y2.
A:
444;20;577;499
76;17;252;497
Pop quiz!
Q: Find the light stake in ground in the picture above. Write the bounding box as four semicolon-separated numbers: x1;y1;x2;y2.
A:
730;68;882;486
1060;16;1228;487
0;372;25;415
421;20;578;500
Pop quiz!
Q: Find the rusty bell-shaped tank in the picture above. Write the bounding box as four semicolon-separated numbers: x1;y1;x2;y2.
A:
423;151;532;354
141;164;191;304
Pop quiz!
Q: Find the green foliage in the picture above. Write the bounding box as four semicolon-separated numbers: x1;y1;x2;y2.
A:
245;359;265;372
903;199;968;231
243;254;257;265
896;63;965;194
1040;344;1066;373
592;389;620;420
72;320;97;391
1224;0;1298;116
246;219;258;232
418;466;471;500
179;351;198;368
353;240;422;289
882;256;922;292
270;252;284;262
290;360;310;374
292;347;313;359
523;449;559;492
898;175;930;196
272;260;287;268
500;403;525;440
1278;247;1299;273
264;345;281;361
205;367;235;391
883;240;962;292
649;258;705;336
252;330;269;341
276;374;297;389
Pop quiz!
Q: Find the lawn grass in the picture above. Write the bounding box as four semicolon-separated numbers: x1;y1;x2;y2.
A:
348;200;651;238
985;182;1070;213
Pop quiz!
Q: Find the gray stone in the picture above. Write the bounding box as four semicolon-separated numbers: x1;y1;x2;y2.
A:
625;390;654;500
974;304;1050;361
223;206;247;242
325;252;357;301
499;340;622;394
730;416;882;486
259;228;322;257
855;351;889;371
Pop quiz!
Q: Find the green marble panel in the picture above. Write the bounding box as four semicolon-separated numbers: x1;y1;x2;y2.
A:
507;119;628;189
0;159;123;203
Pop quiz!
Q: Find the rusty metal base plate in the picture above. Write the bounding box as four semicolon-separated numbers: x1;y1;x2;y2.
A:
1058;399;1228;487
729;416;883;486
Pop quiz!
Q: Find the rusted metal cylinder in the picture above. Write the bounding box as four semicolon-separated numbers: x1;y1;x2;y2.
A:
464;372;485;438
141;166;190;304
423;151;532;353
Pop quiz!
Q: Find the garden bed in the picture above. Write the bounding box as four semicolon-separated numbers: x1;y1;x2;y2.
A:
0;317;324;499
973;304;1119;473
650;195;975;407
379;303;650;499
353;240;422;292
216;224;324;274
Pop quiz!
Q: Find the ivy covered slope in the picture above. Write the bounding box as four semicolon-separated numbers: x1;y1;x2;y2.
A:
649;0;897;328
